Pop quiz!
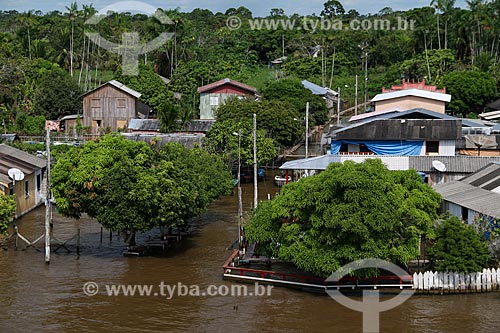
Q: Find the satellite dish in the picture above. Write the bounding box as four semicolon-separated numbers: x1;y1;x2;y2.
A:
8;168;25;181
432;160;446;172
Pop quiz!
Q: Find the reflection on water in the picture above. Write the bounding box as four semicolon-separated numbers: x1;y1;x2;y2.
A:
1;174;499;333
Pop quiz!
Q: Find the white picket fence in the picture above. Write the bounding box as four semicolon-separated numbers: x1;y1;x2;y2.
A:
413;268;500;292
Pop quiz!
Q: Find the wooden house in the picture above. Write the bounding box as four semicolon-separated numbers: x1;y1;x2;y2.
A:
197;78;258;120
58;114;83;137
82;80;153;135
0;144;46;218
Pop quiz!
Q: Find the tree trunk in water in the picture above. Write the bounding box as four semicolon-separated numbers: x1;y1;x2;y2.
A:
122;231;136;247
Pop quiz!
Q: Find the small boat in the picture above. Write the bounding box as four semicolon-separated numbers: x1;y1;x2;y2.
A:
274;175;291;187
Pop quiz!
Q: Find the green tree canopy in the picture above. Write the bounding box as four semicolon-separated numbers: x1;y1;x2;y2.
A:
203;118;278;167
428;215;490;273
0;195;16;235
114;64;170;112
442;70;497;115
215;98;302;147
33;66;82;119
260;77;329;126
51;135;233;245
245;159;442;277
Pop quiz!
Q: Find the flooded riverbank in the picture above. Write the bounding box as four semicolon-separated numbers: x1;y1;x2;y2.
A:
1;176;500;333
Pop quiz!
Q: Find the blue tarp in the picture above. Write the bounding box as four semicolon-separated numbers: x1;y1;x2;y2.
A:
331;140;424;156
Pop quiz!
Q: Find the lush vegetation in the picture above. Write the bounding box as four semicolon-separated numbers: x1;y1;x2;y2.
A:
428;216;490;273
51;135;233;245
1;1;500;135
0;195;16;234
245;159;442;277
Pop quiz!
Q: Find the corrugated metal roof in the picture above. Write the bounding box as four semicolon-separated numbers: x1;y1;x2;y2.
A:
197;78;258;94
434;181;500;218
371;89;451;103
0;134;19;142
177;120;216;133
301;80;328;95
83;80;142;99
128;119;160;131
123;133;205;149
280;155;338;170
0;144;46;185
59;114;82;121
409;156;500;173
460;162;500;191
0;144;46;169
279;155;500;174
334;109;479;138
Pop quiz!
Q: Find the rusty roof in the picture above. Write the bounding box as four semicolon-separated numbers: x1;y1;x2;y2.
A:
197;78;258;94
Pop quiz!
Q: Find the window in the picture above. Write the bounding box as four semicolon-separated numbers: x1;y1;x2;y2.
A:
37;174;41;192
25;180;29;198
90;98;101;108
209;96;219;106
116;120;127;129
117;98;126;108
426;141;439;155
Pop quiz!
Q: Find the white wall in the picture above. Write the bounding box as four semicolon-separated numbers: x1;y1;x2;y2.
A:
439;140;456;156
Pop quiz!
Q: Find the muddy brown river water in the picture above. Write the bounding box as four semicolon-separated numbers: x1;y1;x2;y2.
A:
1;177;499;333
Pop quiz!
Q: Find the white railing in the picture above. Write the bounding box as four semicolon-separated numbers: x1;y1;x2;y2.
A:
329;155;410;171
413;268;500;292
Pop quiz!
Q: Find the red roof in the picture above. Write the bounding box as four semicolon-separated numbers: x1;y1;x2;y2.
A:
197;78;258;94
382;79;446;94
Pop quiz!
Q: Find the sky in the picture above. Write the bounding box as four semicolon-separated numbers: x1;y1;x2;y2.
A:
0;0;469;17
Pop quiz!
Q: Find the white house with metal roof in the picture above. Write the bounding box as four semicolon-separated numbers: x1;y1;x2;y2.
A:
371;88;451;114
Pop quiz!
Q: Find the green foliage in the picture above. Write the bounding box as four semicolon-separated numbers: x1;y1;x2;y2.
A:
428;216;490;273
261;77;328;126
114;65;168;112
33;66;82;119
203;119;278;167
16;113;45;135
51;135;232;244
400;49;455;84
245;159;442;277
442;70;498;115
215;98;302;147
157;102;179;133
0;195;16;235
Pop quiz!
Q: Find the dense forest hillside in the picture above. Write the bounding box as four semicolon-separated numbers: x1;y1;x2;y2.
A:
1;0;499;135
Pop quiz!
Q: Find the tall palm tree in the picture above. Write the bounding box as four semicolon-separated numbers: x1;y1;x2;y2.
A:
431;0;442;49
78;4;95;87
431;0;455;49
66;2;78;77
17;10;35;59
467;0;485;65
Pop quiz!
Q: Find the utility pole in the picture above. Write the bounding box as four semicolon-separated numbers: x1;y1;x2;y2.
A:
355;75;359;116
364;51;368;108
337;87;341;125
305;102;309;159
45;127;51;264
237;129;242;251
253;113;258;210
